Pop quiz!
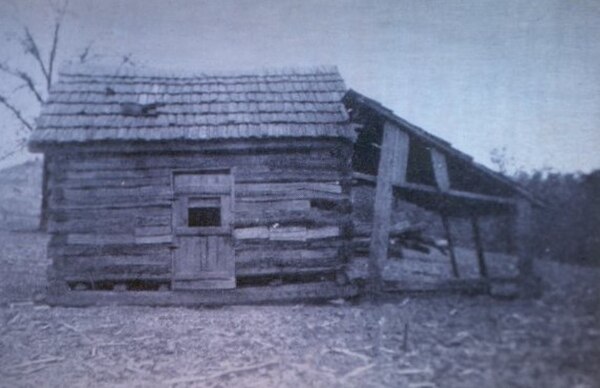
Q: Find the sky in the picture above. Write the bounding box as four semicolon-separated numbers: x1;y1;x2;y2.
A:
1;0;598;173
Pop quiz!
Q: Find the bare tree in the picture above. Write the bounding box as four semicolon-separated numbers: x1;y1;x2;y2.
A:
0;1;69;230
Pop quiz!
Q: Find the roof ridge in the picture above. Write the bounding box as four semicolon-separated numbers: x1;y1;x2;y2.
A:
59;63;342;80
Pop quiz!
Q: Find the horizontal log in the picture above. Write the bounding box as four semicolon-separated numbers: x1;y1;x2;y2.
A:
66;233;173;245
236;256;341;270
46;155;301;172
235;199;310;213
65;263;170;276
50;207;170;222
236;266;340;278
48;243;172;258
236;191;345;202
136;215;171;227
353;172;516;206
135;226;172;237
45;281;359;307
135;235;173;244
63;273;170;283
50;151;344;173
235;247;340;264
49;217;134;234
53;168;173;181
236;182;342;195
234;209;350;228
234;226;340;241
67;233;133;245
235;238;346;251
50;198;173;210
56;186;173;202
270;226;307;241
53;252;171;272
55;176;172;189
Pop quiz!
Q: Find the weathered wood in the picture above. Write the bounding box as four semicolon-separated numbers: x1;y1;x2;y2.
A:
48;243;172;258
65;233;173;245
237;265;340;277
39;137;354;157
236;190;345;202
40;156;50;231
235;248;340;266
49;151;345;175
57;176;172;189
430;148;450;191
384;278;489;294
50;197;173;210
53;167;345;188
353;172;515;206
234;226;340;241
470;216;488;278
55;254;170;270
235;199;311;213
135;235;173;244
368;122;410;294
172;170;236;290
43;135;355;302
50;207;170;223
134;225;171;237
55;186;173;203
236;182;342;196
45;281;359;307
63;273;170;283
49;212;170;233
440;214;460;278
235;238;346;252
234;209;349;228
512;198;539;297
49;217;135;234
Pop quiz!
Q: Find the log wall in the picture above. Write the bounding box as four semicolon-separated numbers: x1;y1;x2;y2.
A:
45;138;353;291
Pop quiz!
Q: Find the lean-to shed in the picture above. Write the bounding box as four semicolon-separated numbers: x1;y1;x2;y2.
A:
29;65;539;306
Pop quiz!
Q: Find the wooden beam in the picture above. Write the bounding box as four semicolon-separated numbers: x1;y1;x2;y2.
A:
440;213;460;278
391;129;411;186
368;121;410;295
352;172;515;206
430;148;450;191
512;198;539;297
44;282;359;307
470;216;488;278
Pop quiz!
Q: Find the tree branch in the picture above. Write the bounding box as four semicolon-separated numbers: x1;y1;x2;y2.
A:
0;94;34;131
0;63;44;103
22;27;51;90
47;20;61;88
0;138;27;162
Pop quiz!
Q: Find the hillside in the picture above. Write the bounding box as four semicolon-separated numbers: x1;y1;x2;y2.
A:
0;159;42;231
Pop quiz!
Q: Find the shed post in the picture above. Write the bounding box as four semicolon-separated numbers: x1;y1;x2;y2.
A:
431;148;460;278
368;121;409;295
512;198;540;297
470;215;488;278
440;213;460;278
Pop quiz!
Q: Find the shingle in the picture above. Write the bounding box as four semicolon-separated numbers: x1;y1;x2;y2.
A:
30;65;353;145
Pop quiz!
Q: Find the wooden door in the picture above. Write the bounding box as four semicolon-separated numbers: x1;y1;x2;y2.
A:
172;170;235;290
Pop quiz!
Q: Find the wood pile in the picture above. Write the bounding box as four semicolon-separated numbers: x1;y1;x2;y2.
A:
353;221;447;258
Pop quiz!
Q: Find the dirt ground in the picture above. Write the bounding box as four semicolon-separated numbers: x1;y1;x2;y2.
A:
0;230;599;388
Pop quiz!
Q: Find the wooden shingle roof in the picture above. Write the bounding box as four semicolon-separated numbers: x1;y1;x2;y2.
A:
29;65;354;147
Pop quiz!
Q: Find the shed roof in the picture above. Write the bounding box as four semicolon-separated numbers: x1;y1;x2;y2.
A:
344;89;542;205
29;65;354;148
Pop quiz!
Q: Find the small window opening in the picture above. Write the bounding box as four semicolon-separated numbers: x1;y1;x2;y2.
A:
188;207;221;227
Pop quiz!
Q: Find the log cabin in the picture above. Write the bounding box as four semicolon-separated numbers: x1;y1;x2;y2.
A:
28;65;539;306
